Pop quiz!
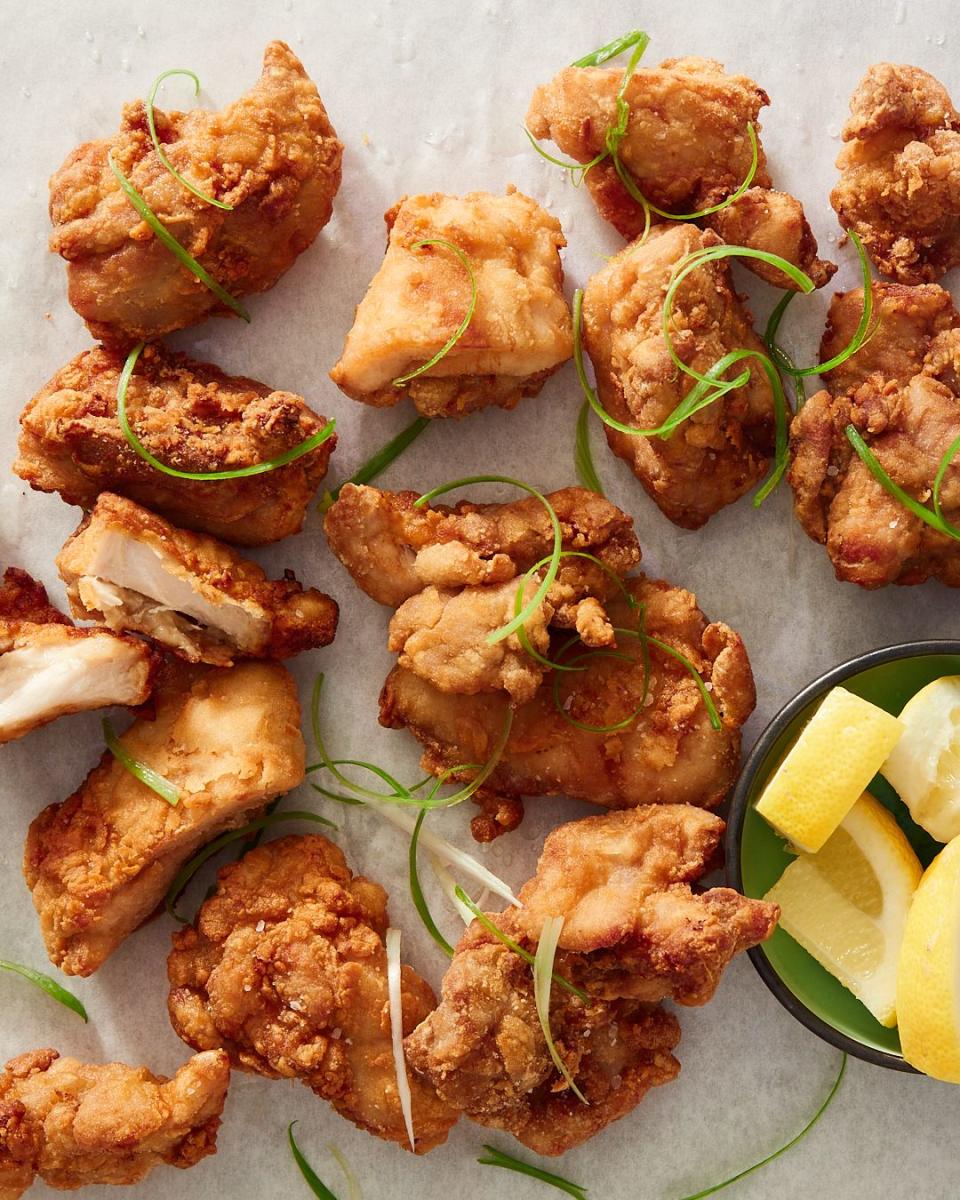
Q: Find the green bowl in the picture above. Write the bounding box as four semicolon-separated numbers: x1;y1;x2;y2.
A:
726;640;960;1071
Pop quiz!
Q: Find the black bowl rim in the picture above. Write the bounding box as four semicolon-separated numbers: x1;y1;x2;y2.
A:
726;638;960;1073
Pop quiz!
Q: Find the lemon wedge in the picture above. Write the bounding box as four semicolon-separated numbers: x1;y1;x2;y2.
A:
764;793;922;1027
881;675;960;843
898;835;960;1081
756;687;903;853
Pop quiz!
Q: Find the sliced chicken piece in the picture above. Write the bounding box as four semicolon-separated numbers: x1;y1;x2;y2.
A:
57;493;337;666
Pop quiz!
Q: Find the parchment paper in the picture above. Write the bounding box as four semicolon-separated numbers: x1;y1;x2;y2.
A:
0;2;957;1197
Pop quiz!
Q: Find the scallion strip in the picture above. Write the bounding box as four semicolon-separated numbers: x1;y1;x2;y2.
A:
319;417;430;512
116;343;336;480
522;127;606;182
574;400;604;495
0;960;88;1022
146;70;233;211
477;1144;588;1200
326;1147;361;1200
534;916;588;1104
392;240;478;386
107;152;250;320
103;717;180;806
933;431;960;525
409;811;455;958
164;810;337;923
385;928;416;1151
415;476;562;645
288;1123;340;1200
619;627;722;730
846;425;960;543
674;1056;846;1200
430;855;476;925
572;29;649;68
454;887;587;1002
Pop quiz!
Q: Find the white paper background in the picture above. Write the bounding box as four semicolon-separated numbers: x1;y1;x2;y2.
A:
0;1;958;1196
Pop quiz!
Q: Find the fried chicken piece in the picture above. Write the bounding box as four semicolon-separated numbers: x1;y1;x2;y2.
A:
582;224;776;528
25;660;305;975
380;575;756;841
831;63;960;284
0;568;156;745
57;493;337;666
789;283;960;587
405;806;776;1154
49;42;342;344
0;1047;228;1198
527;56;833;288
330;189;572;418
14;344;336;546
167;835;458;1154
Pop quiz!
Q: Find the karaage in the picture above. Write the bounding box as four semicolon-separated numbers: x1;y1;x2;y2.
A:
330;189;572;418
0;1048;228;1197
49;41;343;343
25;660;305;975
57;493;338;666
167;835;458;1154
0;568;156;745
15;344;336;545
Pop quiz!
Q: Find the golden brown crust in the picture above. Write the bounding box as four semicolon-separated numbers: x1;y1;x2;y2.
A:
48;41;343;344
24;661;305;975
15;344;336;545
167;835;458;1154
0;1048;229;1196
57;493;338;665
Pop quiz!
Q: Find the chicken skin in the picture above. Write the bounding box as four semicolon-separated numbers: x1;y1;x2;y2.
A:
15;344;337;546
330;189;572;418
57;493;338;666
25;660;305;975
404;806;777;1155
831;64;960;284
167;835;458;1154
527;55;833;288
0;568;156;745
0;1048;228;1198
789;282;960;587
380;575;756;841
582;225;777;528
49;41;342;344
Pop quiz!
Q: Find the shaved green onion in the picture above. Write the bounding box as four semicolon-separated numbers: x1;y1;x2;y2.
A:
454;887;587;1002
392;240;478;386
107;152;249;320
572;29;649;68
522;127;606;184
116;343;336;481
478;1145;588;1200
430;855;476;925
410;811;455;957
288;1123;340;1200
415;476;562;645
319;417;430;512
103;717;180;806
782;233;873;378
934;431;960;525
846;425;960;543
325;1147;361;1200
552;648;646;733
0;960;88;1022
618;625;721;730
674;1056;846;1200
534;916;588;1103
574;401;604;495
146;70;233;211
385;927;416;1150
164;810;337;923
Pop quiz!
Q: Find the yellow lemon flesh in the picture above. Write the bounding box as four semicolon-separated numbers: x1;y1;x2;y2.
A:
897;835;960;1082
881;675;960;843
764;793;922;1027
756;686;903;853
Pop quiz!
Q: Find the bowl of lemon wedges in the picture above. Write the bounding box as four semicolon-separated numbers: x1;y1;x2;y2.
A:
728;640;960;1075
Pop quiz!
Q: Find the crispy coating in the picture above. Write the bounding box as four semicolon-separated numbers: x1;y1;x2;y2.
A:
831;63;960;284
0;1048;228;1198
25;661;305;976
789;283;960;586
526;57;833;288
15;344;336;546
48;42;342;344
0;568;157;745
57;493;337;666
330;189;572;418
380;575;756;841
405;806;776;1154
582;225;776;528
167;835;457;1154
